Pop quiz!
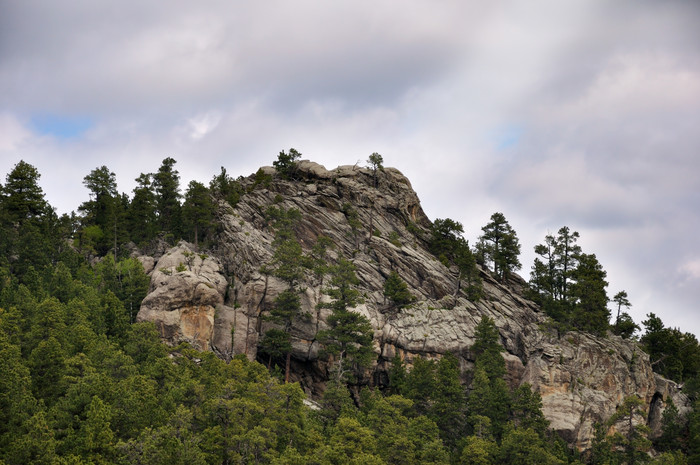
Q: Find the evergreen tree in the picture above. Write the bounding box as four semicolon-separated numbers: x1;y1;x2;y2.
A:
471;315;505;381
273;148;302;179
182;180;215;248
613;290;632;325
431;353;467;452
317;258;374;382
510;383;549;438
606;395;652;465
261;207;304;382
404;356;438;415
152;157;182;240
127;173;158;245
498;426;565;465
429;218;482;300
209;166;243;207
79;166;120;256
383;271;415;316
367;152;384;188
468;316;510;439
2;160;49;224
570;253;609;336
688;398;700;465
657;399;684;453
479;212;522;282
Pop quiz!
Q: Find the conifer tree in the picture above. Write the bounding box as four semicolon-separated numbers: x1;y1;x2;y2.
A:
273;148;302;179
317;258;374;382
479;212;522;282
182;180;215;248
79;165;123;256
128;173;158;245
570;253;609;335
261;207;304;382
153;157;182;240
383;270;415;316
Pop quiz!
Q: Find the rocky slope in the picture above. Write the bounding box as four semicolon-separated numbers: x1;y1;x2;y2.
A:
136;160;689;451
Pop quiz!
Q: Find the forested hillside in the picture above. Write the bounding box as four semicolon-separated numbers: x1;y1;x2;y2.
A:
1;154;699;464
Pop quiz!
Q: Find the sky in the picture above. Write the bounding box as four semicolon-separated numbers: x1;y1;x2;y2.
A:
1;1;699;337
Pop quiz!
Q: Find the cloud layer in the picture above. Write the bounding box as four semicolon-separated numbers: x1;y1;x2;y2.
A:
1;0;699;335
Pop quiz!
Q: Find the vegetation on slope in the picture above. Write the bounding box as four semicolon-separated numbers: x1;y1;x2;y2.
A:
0;153;698;464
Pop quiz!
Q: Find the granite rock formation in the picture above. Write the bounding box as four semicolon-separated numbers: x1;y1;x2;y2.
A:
136;160;687;451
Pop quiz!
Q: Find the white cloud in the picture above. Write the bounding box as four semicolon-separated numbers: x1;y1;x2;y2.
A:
0;113;31;152
185;112;223;141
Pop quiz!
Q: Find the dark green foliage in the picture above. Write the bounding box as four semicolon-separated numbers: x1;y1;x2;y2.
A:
209;166;243;207
127;173;158;245
688;399;700;464
479;212;522;282
570;253;609;336
429;217;465;265
472;315;506;380
404;356;438;415
261;207;305;382
612;291;639;339
79;165;124;256
259;328;292;368
318;258;374;381
367;152;384;187
606;395;652;465
614;312;640;339
1;159;698;464
510;383;549;437
273;148;302;179
657;399;685;453
2;160;49;224
182;180;215;247
529;227;612;335
153;157;182;239
431;353;467;451
383;271;415;315
641;313;700;383
429;218;482;300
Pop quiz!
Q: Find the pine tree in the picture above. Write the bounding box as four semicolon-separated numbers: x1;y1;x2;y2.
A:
317;258;374;382
182;180;215;248
79;165;123;256
273;148;302;179
2;160;49;224
431;353;466;451
479;212;522;282
153;157;182;240
383;271;415;316
128;173;158;245
607;395;652;465
570;253;609;335
262;207;304;382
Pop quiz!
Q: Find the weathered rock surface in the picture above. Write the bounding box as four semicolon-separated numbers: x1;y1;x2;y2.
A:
137;160;688;451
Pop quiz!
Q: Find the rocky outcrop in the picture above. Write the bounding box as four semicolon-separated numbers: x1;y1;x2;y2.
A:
137;245;228;351
136;160;688;451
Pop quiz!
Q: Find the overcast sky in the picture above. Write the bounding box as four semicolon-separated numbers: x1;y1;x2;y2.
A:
1;1;699;337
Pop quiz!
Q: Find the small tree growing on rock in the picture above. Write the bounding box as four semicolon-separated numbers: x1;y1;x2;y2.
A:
383;271;415;316
317;258;374;383
273;148;302;179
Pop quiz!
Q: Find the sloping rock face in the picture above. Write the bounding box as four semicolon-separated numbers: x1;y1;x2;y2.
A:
137;160;687;451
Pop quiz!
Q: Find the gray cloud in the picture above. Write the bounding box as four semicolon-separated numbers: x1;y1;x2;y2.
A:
1;0;699;336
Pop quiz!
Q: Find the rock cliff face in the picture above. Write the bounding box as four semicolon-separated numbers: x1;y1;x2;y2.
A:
136;161;687;451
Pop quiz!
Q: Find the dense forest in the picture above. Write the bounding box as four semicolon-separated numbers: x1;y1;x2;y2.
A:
1;153;699;464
